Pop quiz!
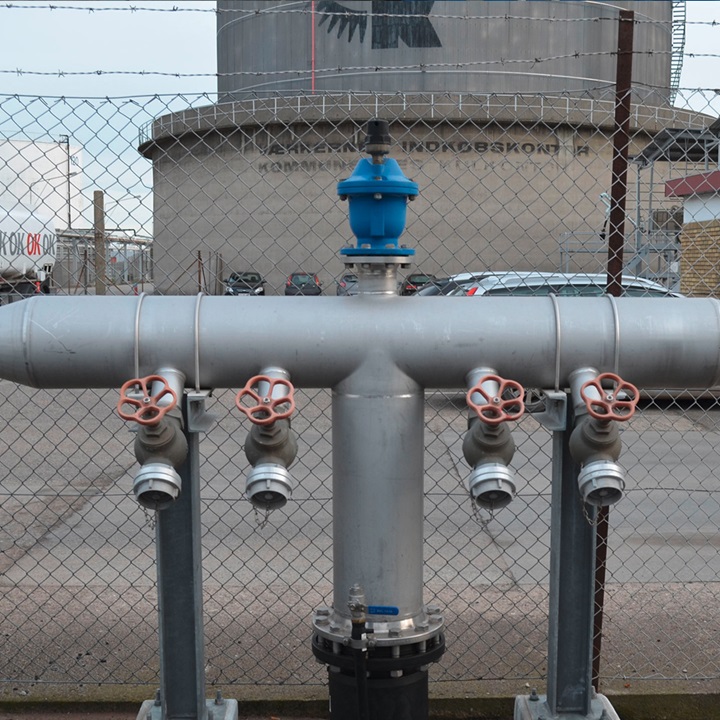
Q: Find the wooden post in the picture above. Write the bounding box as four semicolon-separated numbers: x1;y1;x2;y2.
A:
93;191;106;296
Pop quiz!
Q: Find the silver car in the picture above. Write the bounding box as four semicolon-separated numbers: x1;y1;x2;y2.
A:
451;271;682;410
450;271;681;298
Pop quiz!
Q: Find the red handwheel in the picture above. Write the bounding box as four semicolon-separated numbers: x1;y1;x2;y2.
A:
580;372;638;421
235;375;295;426
467;374;525;426
117;375;177;426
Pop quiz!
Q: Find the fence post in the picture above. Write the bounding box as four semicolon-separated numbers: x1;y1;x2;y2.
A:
197;251;205;294
595;7;635;690
93;190;107;296
605;8;634;293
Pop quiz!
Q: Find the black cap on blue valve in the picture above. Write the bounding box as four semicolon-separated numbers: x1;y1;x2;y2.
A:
364;119;391;163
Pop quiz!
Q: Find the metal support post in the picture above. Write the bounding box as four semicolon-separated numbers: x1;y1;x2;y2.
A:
157;396;206;720
547;398;595;716
514;397;619;720
136;394;237;720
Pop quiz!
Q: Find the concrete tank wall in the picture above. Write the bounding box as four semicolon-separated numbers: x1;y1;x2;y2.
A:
138;1;693;296
139;94;711;296
217;1;672;103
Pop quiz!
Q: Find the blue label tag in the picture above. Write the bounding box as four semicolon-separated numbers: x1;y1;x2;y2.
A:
367;605;399;616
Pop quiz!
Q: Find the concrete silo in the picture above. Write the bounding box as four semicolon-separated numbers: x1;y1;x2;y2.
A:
139;1;711;295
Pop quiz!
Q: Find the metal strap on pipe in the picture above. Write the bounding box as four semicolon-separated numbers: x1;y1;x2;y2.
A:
550;294;561;392
134;292;146;380
711;298;720;388
606;294;621;376
20;294;36;388
194;292;204;392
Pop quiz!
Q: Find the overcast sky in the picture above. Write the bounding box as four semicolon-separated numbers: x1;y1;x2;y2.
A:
0;1;717;230
0;1;216;97
0;1;718;98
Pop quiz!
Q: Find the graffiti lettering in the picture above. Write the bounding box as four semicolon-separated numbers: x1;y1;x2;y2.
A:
27;233;41;256
0;231;56;257
0;232;21;255
43;233;56;255
402;140;566;155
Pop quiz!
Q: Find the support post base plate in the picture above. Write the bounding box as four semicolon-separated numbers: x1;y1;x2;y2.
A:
136;697;239;720
514;693;620;720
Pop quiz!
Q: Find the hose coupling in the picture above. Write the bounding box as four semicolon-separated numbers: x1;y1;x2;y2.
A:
117;372;187;510
463;371;525;510
569;370;639;506
236;369;298;510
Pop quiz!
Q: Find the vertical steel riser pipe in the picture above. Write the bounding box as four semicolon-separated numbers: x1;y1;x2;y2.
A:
332;366;425;622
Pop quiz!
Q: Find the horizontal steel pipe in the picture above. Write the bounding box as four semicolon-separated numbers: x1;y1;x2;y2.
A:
1;295;719;391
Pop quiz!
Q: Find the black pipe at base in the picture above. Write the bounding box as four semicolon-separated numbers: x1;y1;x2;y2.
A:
328;667;429;720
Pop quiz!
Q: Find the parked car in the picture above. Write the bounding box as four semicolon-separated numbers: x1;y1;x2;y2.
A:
446;271;496;285
399;272;438;296
414;276;482;296
285;271;322;296
449;272;681;298
447;271;682;411
336;273;358;296
224;270;265;296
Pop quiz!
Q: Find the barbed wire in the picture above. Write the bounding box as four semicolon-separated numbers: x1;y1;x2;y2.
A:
7;49;716;81
1;3;717;26
0;91;217;101
0;85;716;105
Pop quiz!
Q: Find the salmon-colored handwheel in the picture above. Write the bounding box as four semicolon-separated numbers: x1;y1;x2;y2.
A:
235;375;295;426
117;375;177;426
580;372;638;421
466;374;525;426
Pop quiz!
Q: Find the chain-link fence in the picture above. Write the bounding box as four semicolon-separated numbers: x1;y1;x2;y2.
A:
2;1;720;704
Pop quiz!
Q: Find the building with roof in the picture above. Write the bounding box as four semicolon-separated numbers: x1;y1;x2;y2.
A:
666;169;720;296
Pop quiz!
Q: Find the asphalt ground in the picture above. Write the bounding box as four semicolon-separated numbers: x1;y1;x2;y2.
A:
2;386;720;717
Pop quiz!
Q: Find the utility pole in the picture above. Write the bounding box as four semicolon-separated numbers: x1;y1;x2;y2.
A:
94;190;106;296
60;135;72;229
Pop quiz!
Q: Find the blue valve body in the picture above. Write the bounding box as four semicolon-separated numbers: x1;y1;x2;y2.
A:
338;157;418;258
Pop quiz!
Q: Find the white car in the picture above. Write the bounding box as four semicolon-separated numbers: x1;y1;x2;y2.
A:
448;271;681;298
